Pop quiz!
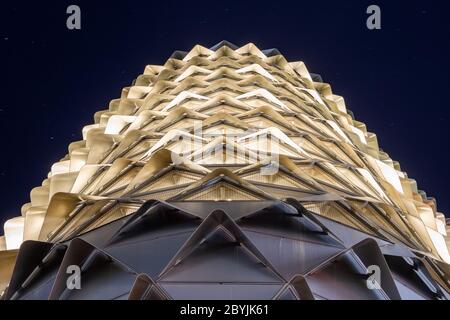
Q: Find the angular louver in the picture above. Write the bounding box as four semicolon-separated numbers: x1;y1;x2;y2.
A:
1;41;450;300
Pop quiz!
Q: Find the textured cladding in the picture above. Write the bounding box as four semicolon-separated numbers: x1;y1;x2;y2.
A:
3;201;450;300
1;41;450;300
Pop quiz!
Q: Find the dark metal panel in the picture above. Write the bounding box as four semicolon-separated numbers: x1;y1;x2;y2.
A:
5;241;54;299
289;275;315;300
105;233;193;278
243;229;343;279
77;215;132;248
385;255;442;300
160;283;283;300
273;286;298;300
306;253;382;300
312;212;393;249
15;245;66;300
128;274;170;300
159;227;283;283
48;238;97;300
351;238;401;300
394;280;427;300
238;208;344;248
61;252;136;300
160;210;283;282
105;201;200;246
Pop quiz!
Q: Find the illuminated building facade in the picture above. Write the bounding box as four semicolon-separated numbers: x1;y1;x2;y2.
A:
1;41;449;300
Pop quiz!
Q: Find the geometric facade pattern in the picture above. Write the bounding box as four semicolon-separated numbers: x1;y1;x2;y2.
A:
1;41;449;299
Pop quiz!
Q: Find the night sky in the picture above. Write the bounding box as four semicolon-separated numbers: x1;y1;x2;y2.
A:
1;0;449;229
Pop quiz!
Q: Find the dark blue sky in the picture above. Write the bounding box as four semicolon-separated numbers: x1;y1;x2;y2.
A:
1;0;449;228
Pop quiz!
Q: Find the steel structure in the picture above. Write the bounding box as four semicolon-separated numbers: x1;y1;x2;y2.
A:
1;41;449;300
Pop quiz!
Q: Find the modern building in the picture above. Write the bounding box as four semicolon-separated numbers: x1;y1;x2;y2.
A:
1;41;449;300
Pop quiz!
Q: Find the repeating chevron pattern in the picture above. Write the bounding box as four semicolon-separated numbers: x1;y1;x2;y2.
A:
1;41;449;299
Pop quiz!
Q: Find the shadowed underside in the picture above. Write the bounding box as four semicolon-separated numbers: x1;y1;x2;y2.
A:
1;41;449;300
